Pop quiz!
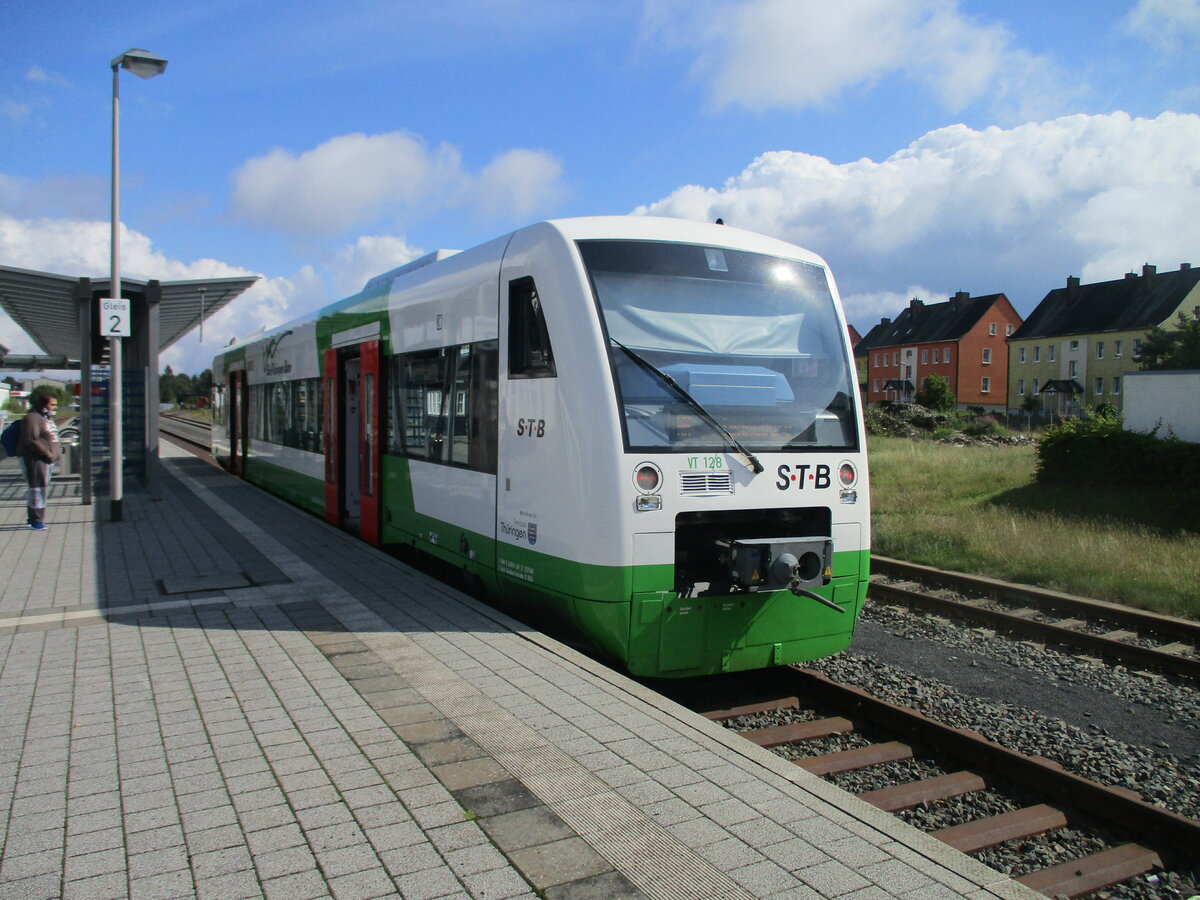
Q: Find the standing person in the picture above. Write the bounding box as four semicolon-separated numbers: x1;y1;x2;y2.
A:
17;386;60;530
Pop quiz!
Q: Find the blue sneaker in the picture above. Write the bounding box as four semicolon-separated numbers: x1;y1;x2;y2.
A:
29;522;46;531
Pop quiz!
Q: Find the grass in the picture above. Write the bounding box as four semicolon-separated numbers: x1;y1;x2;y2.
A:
867;436;1200;620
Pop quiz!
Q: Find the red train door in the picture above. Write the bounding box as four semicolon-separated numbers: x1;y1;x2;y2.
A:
323;348;339;526
321;341;382;545
359;340;382;546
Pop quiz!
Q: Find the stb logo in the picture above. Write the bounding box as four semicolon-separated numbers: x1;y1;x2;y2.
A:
527;524;537;546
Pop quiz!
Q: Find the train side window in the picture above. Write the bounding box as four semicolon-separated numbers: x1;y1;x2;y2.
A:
394;350;452;462
386;342;498;474
509;277;556;378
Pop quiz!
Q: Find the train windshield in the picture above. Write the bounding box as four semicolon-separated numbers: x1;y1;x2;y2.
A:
578;239;857;453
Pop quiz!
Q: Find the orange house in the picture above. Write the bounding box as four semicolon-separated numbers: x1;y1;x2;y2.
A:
859;292;1023;412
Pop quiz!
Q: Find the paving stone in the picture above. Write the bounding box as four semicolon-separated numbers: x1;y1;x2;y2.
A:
255;844;319;880
543;869;645;900
454;779;541;818
261;868;331;900
62;869;128;900
508;836;614;890
394;866;464;900
479;805;578;855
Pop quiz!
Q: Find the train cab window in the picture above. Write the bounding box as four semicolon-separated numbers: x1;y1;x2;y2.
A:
508;277;556;378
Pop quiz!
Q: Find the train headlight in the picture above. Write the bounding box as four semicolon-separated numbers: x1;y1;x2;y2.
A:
837;461;858;488
634;463;662;494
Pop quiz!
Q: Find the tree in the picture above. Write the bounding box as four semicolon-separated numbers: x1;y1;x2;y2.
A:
1139;313;1200;370
160;365;178;405
915;373;956;411
193;369;212;399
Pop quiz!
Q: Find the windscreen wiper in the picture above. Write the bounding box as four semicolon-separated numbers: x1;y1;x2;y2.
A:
611;339;764;474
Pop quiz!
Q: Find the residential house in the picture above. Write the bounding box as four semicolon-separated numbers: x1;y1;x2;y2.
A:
1007;263;1200;416
859;292;1022;412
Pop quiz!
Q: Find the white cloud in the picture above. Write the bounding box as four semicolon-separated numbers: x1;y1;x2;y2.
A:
329;234;424;297
3;100;31;122
230;132;566;236
636;112;1200;326
642;0;1075;120
161;268;326;375
1124;0;1200;50
25;65;73;89
0;212;279;373
841;286;944;334
476;150;568;219
0;211;436;375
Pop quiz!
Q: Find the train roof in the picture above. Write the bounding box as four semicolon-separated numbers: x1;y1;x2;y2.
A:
215;216;832;360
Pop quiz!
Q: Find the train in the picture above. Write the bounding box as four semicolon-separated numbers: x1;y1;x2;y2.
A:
211;216;870;677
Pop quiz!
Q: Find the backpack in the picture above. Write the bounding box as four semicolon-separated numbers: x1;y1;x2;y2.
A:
1;419;21;458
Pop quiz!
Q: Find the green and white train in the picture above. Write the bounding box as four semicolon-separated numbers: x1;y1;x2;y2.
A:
212;216;870;677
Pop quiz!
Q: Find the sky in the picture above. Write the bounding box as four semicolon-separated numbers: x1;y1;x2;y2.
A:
2;0;1199;376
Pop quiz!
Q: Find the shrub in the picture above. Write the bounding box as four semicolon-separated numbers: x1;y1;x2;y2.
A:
915;374;956;411
1037;412;1200;529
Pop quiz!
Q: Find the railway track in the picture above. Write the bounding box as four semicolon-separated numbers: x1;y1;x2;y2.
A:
667;667;1200;899
159;412;213;453
869;557;1200;681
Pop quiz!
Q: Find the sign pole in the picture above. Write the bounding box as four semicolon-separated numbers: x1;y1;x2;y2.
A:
110;61;123;522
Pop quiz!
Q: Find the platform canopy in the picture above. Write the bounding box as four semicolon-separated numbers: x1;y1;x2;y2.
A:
0;264;259;365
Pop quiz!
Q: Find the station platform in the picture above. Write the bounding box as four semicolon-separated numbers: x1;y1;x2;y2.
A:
0;445;1040;900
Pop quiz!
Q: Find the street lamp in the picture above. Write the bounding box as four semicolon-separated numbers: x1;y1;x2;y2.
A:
110;48;167;522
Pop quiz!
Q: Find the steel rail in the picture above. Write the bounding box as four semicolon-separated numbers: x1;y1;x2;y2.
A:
870;558;1199;680
159;414;212;451
872;556;1200;644
869;580;1200;680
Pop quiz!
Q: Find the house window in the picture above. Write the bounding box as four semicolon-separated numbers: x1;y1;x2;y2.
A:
1114;340;1123;358
1068;360;1077;377
982;348;992;364
1069;339;1080;351
981;376;991;393
1019;347;1026;363
1096;341;1105;360
1033;378;1040;393
1034;346;1041;363
893;351;899;366
1006;324;1015;336
933;349;940;363
1113;376;1121;395
944;347;952;364
873;379;879;392
921;349;928;364
989;322;997;336
1095;376;1103;395
1049;345;1056;362
1133;339;1143;359
873;353;879;368
1018;379;1025;395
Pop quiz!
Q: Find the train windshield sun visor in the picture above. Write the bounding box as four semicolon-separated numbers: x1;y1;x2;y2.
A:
591;274;810;356
611;338;763;474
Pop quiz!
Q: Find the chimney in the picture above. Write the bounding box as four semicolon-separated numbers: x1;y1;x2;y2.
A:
1181;263;1192;271
1125;271;1138;281
909;297;924;315
880;317;891;326
1066;276;1080;304
1140;263;1156;295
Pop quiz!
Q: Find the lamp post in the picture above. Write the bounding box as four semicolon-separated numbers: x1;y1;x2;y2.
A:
110;48;167;522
